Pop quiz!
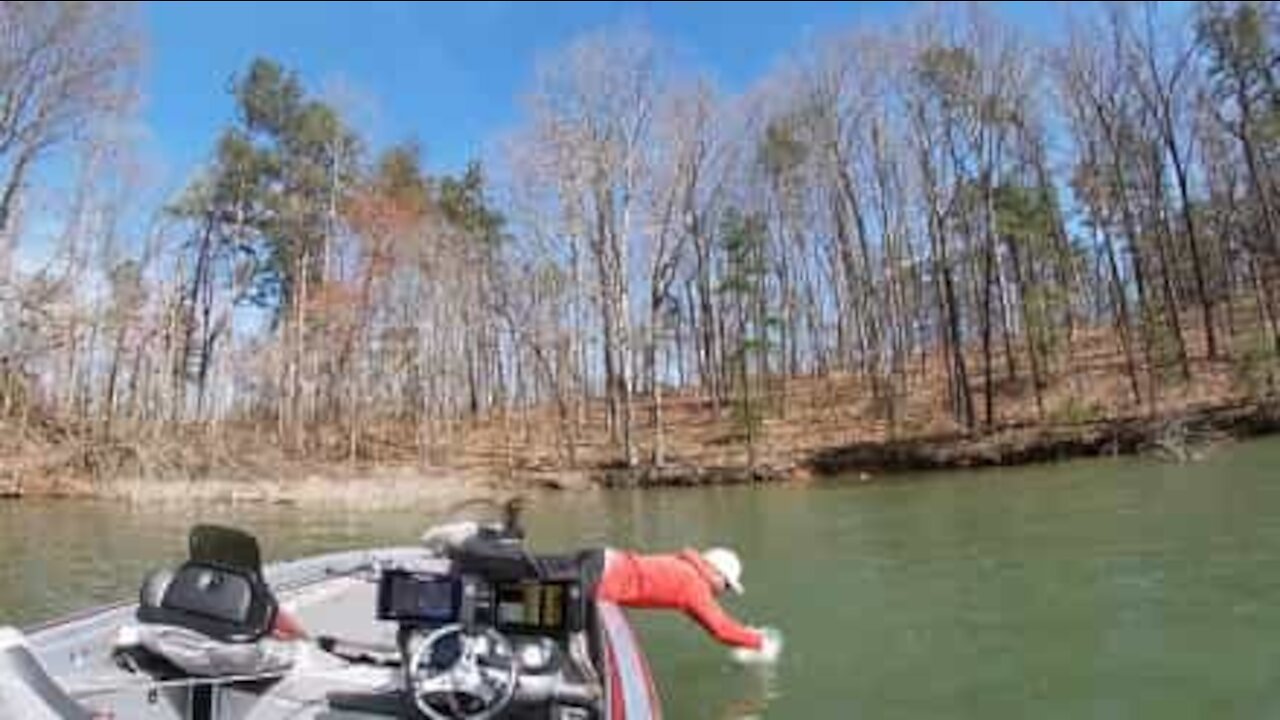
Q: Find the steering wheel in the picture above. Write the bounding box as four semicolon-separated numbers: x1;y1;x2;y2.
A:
406;624;518;720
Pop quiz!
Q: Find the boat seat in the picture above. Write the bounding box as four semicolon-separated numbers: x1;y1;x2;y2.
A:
136;560;278;643
123;525;296;678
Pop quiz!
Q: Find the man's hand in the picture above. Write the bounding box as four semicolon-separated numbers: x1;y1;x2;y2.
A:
731;626;783;665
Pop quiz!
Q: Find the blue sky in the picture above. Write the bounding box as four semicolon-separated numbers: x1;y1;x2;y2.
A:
27;1;1097;275
141;1;959;180
30;1;1189;271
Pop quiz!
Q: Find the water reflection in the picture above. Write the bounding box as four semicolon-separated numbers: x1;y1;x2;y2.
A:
718;662;781;720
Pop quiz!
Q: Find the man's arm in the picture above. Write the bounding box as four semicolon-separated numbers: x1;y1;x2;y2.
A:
685;590;763;650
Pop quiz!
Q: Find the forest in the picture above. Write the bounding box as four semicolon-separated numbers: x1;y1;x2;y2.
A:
1;1;1278;494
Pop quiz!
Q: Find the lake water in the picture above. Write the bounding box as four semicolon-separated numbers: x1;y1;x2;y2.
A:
5;438;1280;718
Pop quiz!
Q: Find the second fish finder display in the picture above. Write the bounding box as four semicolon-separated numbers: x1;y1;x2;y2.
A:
494;582;567;631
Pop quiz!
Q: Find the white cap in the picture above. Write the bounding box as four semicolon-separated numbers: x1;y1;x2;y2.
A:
702;547;744;595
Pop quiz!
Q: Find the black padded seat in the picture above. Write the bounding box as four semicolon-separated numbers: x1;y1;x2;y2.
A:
136;525;278;644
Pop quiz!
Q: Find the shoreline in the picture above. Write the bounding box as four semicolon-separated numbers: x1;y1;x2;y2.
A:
0;465;506;509
3;400;1278;503
597;400;1280;488
802;399;1280;479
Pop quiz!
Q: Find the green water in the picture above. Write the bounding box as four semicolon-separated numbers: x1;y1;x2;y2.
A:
5;438;1280;719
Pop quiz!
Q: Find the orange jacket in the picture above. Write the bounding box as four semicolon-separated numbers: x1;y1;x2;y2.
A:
595;548;762;650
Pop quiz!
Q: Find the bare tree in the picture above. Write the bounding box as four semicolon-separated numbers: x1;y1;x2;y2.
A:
1128;2;1221;359
0;2;138;237
523;27;660;467
644;78;723;465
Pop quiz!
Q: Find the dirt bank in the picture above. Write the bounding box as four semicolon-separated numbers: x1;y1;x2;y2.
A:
4;400;1278;501
0;464;502;509
591;400;1280;488
805;400;1280;477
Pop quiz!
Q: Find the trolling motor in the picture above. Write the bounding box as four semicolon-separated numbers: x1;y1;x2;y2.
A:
418;497;526;553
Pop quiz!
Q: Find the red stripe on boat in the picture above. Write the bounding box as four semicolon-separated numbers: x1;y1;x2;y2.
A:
605;631;626;720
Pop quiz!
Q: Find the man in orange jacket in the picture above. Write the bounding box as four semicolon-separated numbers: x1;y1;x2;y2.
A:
594;546;780;659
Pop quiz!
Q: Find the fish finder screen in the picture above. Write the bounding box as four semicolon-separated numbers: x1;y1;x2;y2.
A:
377;571;458;622
495;582;566;631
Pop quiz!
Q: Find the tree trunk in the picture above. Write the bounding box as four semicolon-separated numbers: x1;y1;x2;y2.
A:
1165;125;1218;360
1099;225;1143;406
1005;234;1045;421
0;148;37;239
104;322;128;437
982;230;995;428
996;251;1019;382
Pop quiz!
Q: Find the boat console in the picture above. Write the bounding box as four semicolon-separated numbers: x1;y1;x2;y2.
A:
106;505;622;719
381;522;604;719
